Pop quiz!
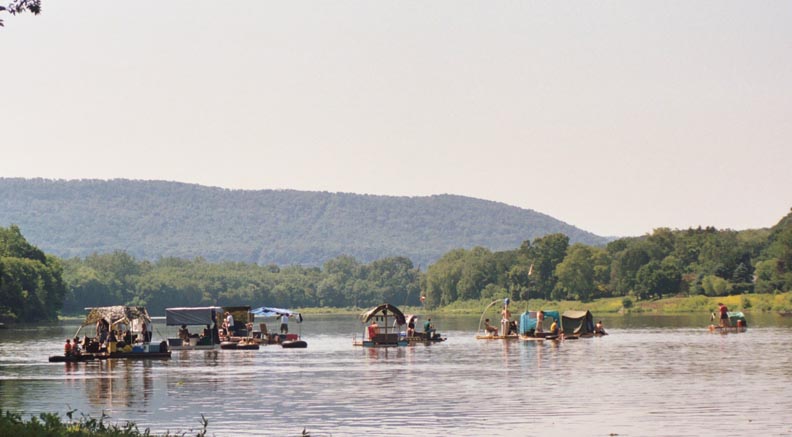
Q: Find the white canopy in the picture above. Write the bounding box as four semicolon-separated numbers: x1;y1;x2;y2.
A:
165;306;222;326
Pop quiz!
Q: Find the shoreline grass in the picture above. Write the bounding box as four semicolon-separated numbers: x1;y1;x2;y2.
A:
295;292;792;316
54;292;792;322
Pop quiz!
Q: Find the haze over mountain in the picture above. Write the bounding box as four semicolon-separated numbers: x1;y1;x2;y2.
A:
0;178;610;266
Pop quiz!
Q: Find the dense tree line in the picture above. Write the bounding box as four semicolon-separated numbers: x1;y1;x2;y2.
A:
2;208;791;320
423;210;792;306
59;252;422;316
0;225;65;321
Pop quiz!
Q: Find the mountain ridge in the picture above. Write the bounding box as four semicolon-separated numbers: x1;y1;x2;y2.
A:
0;178;610;266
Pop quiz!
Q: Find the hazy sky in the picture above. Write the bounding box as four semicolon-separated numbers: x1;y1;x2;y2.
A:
2;1;790;237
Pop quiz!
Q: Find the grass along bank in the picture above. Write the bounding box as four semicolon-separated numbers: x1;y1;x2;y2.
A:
422;292;792;316
53;293;792;322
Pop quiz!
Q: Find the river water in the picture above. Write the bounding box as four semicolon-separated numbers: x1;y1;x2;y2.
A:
1;313;792;436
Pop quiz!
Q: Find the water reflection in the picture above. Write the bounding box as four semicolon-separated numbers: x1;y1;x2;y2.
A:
2;316;792;436
82;360;152;409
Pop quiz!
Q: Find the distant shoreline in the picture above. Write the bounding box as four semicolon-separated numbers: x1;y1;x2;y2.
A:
50;292;792;321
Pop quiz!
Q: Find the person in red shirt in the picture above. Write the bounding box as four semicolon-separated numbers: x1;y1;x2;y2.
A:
367;320;379;340
64;339;72;356
718;303;730;327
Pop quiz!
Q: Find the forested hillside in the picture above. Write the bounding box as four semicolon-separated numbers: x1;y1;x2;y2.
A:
0;178;608;266
1;208;790;319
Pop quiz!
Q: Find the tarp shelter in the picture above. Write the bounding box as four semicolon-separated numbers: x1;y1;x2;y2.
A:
561;310;595;336
519;310;560;335
82;306;151;329
728;311;747;327
360;303;406;325
251;306;304;323
165;307;221;326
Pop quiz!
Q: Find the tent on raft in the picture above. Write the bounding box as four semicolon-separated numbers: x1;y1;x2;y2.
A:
561;310;595;337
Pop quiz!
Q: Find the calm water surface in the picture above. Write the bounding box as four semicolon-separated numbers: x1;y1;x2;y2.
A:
2;314;792;436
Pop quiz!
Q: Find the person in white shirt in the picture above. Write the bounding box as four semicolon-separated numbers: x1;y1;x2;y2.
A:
224;312;235;337
279;313;289;334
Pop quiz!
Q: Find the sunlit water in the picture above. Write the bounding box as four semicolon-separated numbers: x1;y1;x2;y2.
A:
2;314;792;436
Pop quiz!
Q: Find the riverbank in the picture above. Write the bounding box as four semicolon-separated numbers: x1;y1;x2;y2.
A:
298;292;792;316
432;292;792;315
53;292;792;322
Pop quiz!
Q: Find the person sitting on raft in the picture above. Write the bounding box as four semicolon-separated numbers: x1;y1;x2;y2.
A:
549;318;559;337
179;325;190;343
508;320;518;335
424;318;436;340
484;318;499;336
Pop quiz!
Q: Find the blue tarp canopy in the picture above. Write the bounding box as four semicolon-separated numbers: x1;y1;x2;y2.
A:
519;310;560;334
251;306;303;322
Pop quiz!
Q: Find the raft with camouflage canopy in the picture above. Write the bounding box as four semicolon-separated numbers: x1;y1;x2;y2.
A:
72;306;170;360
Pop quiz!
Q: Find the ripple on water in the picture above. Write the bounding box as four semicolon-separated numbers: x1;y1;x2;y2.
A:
2;321;792;436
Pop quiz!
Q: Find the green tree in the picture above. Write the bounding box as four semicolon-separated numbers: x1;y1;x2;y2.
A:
701;274;731;296
0;225;65;321
554;244;595;301
610;244;650;296
529;233;569;299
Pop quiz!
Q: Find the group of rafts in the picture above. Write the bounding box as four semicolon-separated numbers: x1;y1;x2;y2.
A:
166;306;307;351
474;299;606;342
48;305;307;363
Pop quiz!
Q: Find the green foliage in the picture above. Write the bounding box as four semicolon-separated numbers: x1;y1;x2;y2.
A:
0;408;210;436
701;275;732;296
0;226;65;322
530;234;569;299
554;244;595;301
59;252;423;315
621;296;634;309
50;209;792;315
0;179;608;268
1;184;791;317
